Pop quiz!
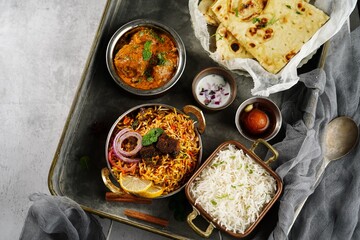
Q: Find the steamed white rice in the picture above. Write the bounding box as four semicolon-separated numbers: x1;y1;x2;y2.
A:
190;144;277;234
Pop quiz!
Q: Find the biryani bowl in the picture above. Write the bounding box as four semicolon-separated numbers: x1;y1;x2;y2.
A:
102;104;206;199
185;140;282;238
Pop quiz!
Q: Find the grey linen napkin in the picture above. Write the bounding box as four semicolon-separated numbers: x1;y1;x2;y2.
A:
20;193;105;240
268;24;360;240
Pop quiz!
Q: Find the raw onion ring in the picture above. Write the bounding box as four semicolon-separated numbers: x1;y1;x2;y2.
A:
117;131;142;156
112;128;132;156
117;153;141;163
112;128;142;163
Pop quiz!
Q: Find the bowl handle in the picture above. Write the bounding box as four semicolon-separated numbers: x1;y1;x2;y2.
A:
187;207;214;238
183;105;206;134
250;139;279;165
101;168;124;194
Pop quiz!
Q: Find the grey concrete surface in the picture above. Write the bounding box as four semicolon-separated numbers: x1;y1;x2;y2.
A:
0;1;169;239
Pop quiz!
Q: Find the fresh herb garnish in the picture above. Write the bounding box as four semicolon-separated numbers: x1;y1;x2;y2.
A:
157;52;167;65
234;7;239;17
142;128;164;146
216;193;229;199
150;31;164;43
211;199;217;206
268;16;279;25
286;4;291;9
131;120;139;129
212;161;225;167
252;17;261;24
142;41;152;61
252;16;278;28
210;33;224;40
296;10;302;15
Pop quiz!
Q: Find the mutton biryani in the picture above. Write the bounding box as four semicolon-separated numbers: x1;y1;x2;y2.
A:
107;106;201;197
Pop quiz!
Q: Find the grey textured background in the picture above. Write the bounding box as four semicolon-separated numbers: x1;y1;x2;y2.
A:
0;1;104;238
0;1;166;239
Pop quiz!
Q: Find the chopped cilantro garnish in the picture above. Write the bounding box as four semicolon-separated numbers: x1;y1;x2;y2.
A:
211;199;217;206
212;161;225;167
142;41;152;61
150;31;164;43
131;120;139;129
252;17;261;24
296;11;302;15
286;4;291;9
268;16;279;25
157;52;167;65
210;33;224;40
216;194;229;199
234;7;239;17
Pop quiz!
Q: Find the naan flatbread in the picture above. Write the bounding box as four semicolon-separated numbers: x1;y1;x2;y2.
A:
198;0;220;26
228;0;267;20
215;23;253;60
211;0;329;73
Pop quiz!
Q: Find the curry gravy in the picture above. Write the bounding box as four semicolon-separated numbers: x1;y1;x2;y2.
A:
113;27;178;90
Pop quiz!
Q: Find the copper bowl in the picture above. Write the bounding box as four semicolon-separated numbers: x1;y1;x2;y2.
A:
185;139;282;238
235;97;282;141
102;103;206;198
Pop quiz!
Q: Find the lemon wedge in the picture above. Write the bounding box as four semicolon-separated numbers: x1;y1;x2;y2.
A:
136;185;164;198
119;173;153;194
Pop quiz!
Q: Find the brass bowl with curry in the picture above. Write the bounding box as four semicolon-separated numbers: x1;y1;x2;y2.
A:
106;19;186;96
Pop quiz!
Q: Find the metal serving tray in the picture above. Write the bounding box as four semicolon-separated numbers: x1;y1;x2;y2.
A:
48;0;327;239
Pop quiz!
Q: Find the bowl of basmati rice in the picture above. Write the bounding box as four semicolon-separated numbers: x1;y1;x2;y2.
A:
185;140;282;238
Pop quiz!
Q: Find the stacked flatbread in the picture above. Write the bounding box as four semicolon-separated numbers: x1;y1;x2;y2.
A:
199;0;329;74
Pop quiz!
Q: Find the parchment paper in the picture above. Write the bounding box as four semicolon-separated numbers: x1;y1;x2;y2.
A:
189;0;358;96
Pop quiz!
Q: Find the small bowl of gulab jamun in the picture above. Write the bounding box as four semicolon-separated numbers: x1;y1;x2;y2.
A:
235;97;282;141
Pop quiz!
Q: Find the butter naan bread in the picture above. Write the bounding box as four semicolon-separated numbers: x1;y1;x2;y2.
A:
211;0;329;73
227;0;267;20
198;0;220;25
215;23;253;60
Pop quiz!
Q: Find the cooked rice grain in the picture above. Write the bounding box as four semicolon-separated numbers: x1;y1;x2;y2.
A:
190;144;276;234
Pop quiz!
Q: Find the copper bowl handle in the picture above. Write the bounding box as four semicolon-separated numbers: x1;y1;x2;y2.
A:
187;207;215;238
101;168;124;194
183;105;206;134
250;139;279;165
